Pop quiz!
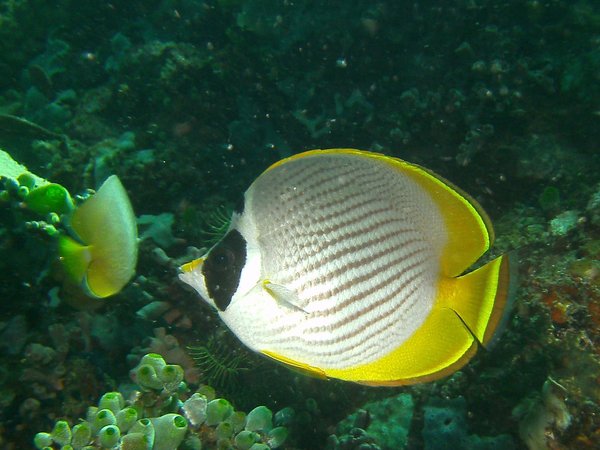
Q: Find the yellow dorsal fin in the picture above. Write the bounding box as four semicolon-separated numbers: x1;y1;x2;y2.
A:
266;148;493;277
380;154;493;277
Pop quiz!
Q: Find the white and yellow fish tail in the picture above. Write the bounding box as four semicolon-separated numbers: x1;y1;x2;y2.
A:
325;254;512;386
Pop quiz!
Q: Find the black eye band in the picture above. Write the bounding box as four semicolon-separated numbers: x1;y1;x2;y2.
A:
202;230;247;311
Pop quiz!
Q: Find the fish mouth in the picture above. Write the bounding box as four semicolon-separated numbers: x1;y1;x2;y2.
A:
179;257;205;274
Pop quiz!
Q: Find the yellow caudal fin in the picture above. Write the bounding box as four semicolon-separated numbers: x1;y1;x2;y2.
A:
443;253;515;347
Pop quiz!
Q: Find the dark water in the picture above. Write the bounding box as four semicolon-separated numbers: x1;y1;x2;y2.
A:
0;1;598;449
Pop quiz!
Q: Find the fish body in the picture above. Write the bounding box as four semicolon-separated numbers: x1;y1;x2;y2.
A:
180;149;512;385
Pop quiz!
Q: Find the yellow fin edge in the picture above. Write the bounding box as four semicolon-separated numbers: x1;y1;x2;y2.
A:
399;163;494;276
261;350;328;380
325;306;478;386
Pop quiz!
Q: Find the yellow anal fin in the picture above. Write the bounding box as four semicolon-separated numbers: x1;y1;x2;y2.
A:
328;254;513;386
327;306;478;386
261;350;328;380
440;253;514;347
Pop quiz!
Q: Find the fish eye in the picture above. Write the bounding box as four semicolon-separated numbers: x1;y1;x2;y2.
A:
210;248;234;270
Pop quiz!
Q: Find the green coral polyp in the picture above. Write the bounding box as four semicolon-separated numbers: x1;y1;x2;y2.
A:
127;418;156;448
98;425;120;447
33;353;289;449
206;398;234;426
227;411;247;434
98;392;125;414
248;444;269;450
18;184;29;199
70;422;92;447
159;364;184;385
139;353;167;371
93;409;117;431
120;432;150;450
135;364;163;390
50;420;72;446
132;354;175;391
17;172;38;189
33;432;53;449
245;406;273;433
216;421;234;439
234;430;259;449
196;384;216;401
116;407;138;432
267;426;289;448
129;418;153;434
150;414;188;450
24;183;74;215
173;415;187;429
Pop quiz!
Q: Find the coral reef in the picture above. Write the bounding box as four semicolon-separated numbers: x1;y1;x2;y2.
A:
334;394;413;450
512;379;571;450
0;1;599;449
34;353;288;449
422;396;515;450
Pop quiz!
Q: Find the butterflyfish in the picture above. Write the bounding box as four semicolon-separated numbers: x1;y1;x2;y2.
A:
179;149;513;386
58;175;138;298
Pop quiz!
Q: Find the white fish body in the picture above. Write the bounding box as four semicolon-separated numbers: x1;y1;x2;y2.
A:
180;149;511;385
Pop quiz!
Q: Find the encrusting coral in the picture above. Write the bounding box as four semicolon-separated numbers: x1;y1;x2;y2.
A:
512;379;572;450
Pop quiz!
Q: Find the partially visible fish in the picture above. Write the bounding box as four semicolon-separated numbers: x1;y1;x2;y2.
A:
59;175;138;299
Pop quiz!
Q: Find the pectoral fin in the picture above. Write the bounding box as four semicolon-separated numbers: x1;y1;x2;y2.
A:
262;280;307;313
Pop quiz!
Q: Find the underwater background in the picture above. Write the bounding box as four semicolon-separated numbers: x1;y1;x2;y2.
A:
0;0;599;449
